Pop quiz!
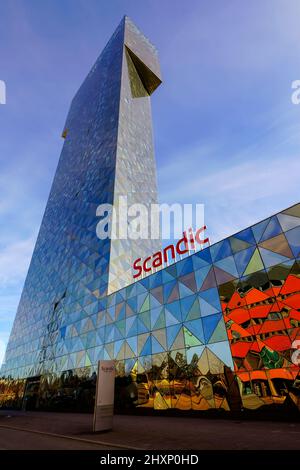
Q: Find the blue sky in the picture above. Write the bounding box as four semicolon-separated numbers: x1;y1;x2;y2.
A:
0;0;300;364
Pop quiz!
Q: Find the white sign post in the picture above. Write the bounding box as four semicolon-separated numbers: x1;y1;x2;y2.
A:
93;360;115;432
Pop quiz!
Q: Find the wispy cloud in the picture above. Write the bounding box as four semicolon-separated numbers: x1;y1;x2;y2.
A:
159;113;300;243
160;151;300;204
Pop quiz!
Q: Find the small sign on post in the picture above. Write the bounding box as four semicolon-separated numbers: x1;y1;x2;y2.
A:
93;360;115;432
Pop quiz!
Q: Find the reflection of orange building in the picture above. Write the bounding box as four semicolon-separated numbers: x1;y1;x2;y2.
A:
221;273;300;409
0;379;25;409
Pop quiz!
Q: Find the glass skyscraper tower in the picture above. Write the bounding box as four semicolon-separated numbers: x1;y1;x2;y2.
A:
1;16;162;380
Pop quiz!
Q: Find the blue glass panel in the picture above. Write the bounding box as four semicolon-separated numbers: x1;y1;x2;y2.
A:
210;239;232;262
166;324;181;349
150;307;162;329
183;319;205;344
151;335;165;353
116;303;126;320
60;326;66;339
178;281;195;299
140;336;152;356
125;358;136;373
162;269;176;284
126;283;137;299
277;213;300;232
165;300;182;323
116;291;125;304
198;287;221;311
163;279;177;303
127;296;137;312
114;340;124;357
107;293;116;307
194;265;211;291
114;324;124;341
165;309;180;327
234;226;256;244
149;293;162;309
127;317;138;337
180;294;197;320
98;297;107;311
285;226;300;257
127;336;138;355
149;271;163;288
164;264;177;278
186;345;205;363
252;218;270;243
88;330;96;346
96;327;105;344
176;257;193;276
125;316;136;336
192;248;212;269
104;324;114;343
234;246;256;276
202;312;222;342
137;317;149;334
94;345;104;362
140;276;150;289
259;247;291;268
136;282;148;295
214;256;238;277
137;292;148;312
199;297;219;317
207;341;234;368
260;216;282;242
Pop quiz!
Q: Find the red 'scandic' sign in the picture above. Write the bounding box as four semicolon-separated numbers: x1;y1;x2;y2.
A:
133;226;209;278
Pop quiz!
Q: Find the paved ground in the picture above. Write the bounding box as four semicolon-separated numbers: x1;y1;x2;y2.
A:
0;410;300;450
0;426;113;450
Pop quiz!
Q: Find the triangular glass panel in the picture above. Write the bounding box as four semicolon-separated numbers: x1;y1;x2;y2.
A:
183;326;203;347
252;218;270;243
210;239;232;262
277;213;300;232
178;281;195;299
199;267;216;292
234;246;256;276
260;216;282;242
207;341;234;369
213;266;237;286
152;328;167;350
259;233;294;258
208;318;228;343
170;327;185;350
151;334;166;353
285;226;300;258
192;248;212;270
243;248;264;275
165;300;182;323
199;287;221;311
202;312;223;342
140;336;152;356
229;236;252;254
183;319;205;344
166;324;182;349
180;294;197;320
259;247;292;269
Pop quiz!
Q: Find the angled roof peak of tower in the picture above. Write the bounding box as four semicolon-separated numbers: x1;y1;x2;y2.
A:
122;15;162;94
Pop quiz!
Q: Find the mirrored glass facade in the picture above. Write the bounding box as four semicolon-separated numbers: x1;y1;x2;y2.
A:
1;18;300;415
